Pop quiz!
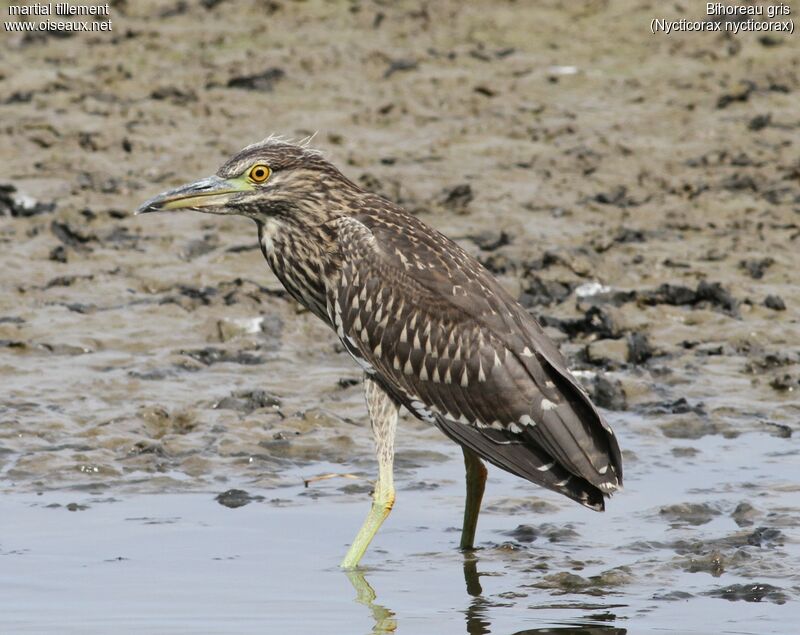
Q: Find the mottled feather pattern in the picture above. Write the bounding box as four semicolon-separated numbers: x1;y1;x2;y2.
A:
244;140;622;509
324;201;621;508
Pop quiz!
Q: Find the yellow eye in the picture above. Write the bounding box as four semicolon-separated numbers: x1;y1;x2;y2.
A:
249;164;271;183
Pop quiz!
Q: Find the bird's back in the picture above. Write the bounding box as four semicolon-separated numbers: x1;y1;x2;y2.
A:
323;194;622;509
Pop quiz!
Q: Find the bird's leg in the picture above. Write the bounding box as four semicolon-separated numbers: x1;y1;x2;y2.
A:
460;447;487;550
340;377;399;569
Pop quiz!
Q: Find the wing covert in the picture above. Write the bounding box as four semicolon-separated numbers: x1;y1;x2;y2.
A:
327;211;622;499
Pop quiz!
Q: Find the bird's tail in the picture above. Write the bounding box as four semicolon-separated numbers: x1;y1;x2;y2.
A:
435;416;607;511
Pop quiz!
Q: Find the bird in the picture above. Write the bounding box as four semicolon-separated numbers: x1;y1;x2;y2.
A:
137;137;623;569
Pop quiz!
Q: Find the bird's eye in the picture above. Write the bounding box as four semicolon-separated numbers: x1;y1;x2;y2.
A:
249;164;271;183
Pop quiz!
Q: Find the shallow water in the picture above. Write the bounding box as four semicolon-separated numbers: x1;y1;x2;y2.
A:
2;421;798;634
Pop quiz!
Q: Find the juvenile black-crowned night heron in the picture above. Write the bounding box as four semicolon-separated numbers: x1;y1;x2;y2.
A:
137;138;623;568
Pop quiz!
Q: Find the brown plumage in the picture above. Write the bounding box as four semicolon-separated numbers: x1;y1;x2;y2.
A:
332;208;622;508
137;137;623;564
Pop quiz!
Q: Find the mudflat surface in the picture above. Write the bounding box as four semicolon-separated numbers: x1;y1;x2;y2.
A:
1;1;798;633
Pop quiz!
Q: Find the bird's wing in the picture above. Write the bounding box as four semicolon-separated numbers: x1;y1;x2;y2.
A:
327;211;621;504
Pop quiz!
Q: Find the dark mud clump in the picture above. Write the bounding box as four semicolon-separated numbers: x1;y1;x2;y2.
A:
541;306;621;340
640;398;705;416
519;276;575;308
730;502;759;527
569;280;739;316
743;527;785;548
159;278;286;311
590;374;627;411
180;347;266;366
224;67;286;92
214;389;282;414
531;567;633;596
739;257;774;279
764;295;786;311
677;549;725;577
703;583;788;605
658;416;729;440
51;220;96;251
659;503;720;527
439;183;473;213
383;58;418;79
0;184;55;217
467;230;511;252
636;281;738;316
215;489;265;509
150;86;198;106
769;371;800;392
483;498;559;515
503;523;580;544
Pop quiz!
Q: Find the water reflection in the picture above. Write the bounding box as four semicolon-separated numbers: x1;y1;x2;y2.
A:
346;556;627;635
345;569;397;634
463;553;491;635
462;553;627;635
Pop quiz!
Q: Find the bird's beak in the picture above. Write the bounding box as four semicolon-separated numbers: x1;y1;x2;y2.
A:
135;175;251;215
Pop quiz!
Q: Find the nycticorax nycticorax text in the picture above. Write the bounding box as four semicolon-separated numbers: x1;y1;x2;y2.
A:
137;138;623;568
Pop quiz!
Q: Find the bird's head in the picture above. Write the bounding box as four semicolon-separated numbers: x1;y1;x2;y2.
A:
136;137;359;225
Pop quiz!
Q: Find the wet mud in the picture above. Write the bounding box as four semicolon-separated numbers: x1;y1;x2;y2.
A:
1;1;799;633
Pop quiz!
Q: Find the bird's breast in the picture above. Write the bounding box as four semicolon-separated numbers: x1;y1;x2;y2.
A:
257;219;330;324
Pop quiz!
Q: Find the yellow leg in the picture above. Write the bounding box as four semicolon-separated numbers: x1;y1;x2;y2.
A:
460;447;487;550
341;377;399;569
340;463;395;568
